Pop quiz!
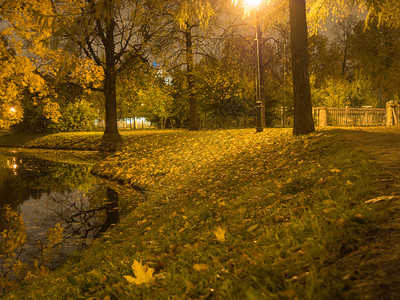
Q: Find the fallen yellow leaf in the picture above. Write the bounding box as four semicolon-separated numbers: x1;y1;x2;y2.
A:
124;260;154;285
193;264;210;272
213;226;226;242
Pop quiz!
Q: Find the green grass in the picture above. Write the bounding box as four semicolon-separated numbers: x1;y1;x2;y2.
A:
4;129;390;299
0;130;177;151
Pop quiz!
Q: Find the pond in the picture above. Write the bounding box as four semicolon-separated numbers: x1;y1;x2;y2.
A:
0;148;139;282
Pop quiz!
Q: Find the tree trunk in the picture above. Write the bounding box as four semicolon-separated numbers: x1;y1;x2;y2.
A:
95;187;119;236
103;5;119;135
185;27;199;131
342;40;348;76
103;72;118;134
289;0;315;135
100;12;121;152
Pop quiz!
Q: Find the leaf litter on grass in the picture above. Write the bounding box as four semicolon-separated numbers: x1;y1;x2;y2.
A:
86;129;386;299
6;129;391;299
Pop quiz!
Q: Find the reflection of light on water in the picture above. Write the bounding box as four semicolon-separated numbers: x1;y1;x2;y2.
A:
6;157;19;175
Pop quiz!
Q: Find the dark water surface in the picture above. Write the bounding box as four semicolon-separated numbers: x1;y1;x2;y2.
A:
0;148;138;272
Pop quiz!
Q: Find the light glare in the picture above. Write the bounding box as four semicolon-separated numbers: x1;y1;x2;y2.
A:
244;0;262;7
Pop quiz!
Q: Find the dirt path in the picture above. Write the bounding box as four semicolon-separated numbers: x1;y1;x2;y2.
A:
339;127;400;299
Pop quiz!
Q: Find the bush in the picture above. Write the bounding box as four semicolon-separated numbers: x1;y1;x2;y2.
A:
11;96;59;133
312;73;374;107
51;100;97;132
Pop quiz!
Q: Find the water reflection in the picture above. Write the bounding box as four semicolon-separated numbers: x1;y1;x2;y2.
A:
0;149;132;279
96;188;120;237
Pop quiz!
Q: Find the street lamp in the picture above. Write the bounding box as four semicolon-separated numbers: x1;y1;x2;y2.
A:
255;12;263;132
243;0;264;132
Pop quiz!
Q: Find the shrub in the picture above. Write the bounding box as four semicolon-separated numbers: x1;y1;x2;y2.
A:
51;100;97;132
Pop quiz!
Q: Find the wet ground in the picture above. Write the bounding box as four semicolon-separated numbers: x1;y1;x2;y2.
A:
339;127;400;299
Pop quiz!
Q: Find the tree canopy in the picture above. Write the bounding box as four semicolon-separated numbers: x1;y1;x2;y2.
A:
1;0;399;134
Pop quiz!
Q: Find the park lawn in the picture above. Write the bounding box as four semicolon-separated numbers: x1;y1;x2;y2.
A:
6;129;390;299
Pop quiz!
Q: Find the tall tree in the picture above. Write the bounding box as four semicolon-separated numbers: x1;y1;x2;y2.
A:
184;24;199;130
351;20;400;104
289;0;314;135
160;0;215;131
333;15;357;77
50;0;166;137
309;34;341;86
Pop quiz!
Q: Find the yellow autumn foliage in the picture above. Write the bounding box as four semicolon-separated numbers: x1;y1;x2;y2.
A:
0;0;104;128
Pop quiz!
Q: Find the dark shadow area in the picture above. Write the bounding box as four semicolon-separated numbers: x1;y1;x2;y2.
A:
100;133;123;152
0;132;48;148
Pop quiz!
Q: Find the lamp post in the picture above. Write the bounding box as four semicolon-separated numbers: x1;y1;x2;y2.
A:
255;12;263;132
244;0;264;132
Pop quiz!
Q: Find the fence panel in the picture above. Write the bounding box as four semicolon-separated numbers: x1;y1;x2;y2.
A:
313;107;386;127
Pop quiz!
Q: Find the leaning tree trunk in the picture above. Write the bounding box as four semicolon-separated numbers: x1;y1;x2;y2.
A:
289;0;315;135
185;27;199;131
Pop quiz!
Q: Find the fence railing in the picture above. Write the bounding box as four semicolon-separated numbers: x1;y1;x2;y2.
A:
312;107;387;127
277;101;400;127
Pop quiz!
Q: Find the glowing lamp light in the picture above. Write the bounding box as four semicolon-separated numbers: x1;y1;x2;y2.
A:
10;107;16;113
232;0;264;8
244;0;262;7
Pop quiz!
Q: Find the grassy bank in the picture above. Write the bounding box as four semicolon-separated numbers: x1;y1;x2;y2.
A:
5;129;390;299
0;131;48;148
0;130;170;151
